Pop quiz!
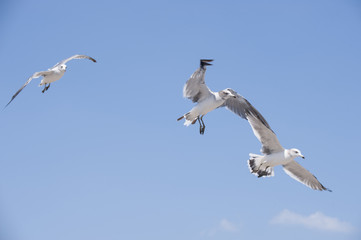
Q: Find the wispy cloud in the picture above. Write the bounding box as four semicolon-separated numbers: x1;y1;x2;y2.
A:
219;219;238;232
201;218;241;237
270;209;355;233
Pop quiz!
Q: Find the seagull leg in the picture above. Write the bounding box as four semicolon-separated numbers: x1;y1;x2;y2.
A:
256;163;263;172
42;84;47;93
198;117;203;134
200;116;206;135
42;83;51;93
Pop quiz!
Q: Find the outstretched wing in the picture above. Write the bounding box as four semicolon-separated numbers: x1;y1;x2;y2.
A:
183;59;213;103
222;89;272;128
283;161;331;191
53;54;96;68
5;71;51;108
246;112;283;154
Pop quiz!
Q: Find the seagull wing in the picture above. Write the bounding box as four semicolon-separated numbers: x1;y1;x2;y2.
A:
221;89;271;127
5;71;51;108
53;54;96;67
183;61;213;103
283;161;331;191
247;112;283;154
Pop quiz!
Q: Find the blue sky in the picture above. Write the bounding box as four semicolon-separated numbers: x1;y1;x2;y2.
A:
0;0;360;239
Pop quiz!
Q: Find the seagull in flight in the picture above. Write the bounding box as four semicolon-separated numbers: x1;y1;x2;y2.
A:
178;59;268;135
5;54;96;108
246;112;331;191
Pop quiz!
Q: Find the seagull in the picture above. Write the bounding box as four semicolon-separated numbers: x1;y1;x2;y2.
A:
246;112;331;191
5;54;96;108
177;59;268;135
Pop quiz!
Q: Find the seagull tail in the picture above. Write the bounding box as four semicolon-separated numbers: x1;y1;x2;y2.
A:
248;154;274;178
177;115;184;121
177;112;198;126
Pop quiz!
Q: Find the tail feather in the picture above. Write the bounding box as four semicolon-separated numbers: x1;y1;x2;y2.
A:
177;116;184;121
177;112;198;126
248;154;274;178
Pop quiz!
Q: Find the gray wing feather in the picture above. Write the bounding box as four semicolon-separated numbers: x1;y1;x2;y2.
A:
221;89;281;154
183;67;212;103
5;71;51;108
283;161;331;191
247;113;283;154
53;54;96;67
222;89;272;129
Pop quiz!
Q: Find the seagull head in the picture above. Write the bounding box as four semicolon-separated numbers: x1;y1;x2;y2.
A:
60;64;67;72
219;89;237;100
289;148;305;159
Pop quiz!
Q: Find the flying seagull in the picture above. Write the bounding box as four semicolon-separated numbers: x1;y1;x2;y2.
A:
246;112;331;191
5;54;96;108
178;59;268;135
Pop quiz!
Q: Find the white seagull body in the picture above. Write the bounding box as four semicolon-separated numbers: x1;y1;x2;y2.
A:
182;91;229;127
5;54;96;108
178;59;269;134
246;113;331;191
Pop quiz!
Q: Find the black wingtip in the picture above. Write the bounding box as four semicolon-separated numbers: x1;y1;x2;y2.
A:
200;59;213;68
320;183;332;192
3;99;13;110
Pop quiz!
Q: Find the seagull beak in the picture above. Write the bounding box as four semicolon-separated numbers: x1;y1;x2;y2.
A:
301;155;305;159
